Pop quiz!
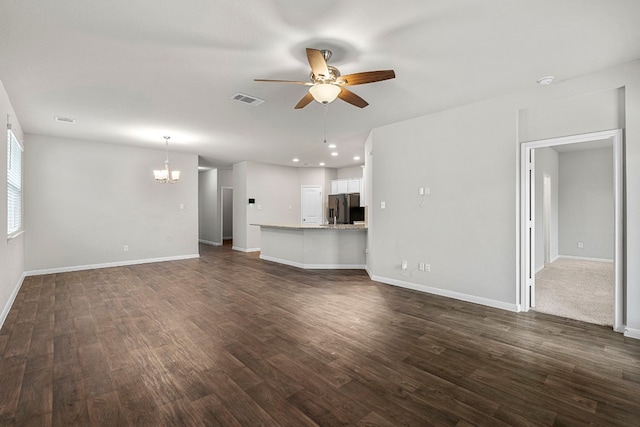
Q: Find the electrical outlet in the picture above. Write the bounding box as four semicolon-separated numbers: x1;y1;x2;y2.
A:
123;245;129;252
418;262;425;271
401;260;408;270
381;201;386;209
577;242;584;249
425;264;430;272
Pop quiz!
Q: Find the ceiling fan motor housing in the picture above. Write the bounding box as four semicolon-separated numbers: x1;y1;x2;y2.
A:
310;66;341;84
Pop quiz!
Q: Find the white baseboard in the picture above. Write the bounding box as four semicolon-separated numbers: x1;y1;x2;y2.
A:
369;274;519;312
558;255;613;263
232;246;260;253
223;236;233;240
624;327;640;340
24;254;200;276
260;255;365;270
0;272;26;330
199;239;222;246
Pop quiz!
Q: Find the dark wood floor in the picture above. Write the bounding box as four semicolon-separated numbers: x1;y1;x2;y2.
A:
1;244;639;426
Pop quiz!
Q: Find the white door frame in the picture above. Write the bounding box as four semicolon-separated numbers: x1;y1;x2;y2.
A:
220;186;233;244
519;129;624;332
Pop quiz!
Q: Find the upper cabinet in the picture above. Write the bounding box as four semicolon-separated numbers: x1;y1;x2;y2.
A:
330;179;347;194
330;178;362;194
347;178;361;194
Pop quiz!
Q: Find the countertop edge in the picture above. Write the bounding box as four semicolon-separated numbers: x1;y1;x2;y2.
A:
251;223;367;231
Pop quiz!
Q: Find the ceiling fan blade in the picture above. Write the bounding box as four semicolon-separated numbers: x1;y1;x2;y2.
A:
337;70;396;86
338;88;369;108
294;92;314;109
306;48;330;79
254;79;313;85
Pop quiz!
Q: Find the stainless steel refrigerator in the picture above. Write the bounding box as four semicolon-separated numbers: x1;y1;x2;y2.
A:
328;193;364;224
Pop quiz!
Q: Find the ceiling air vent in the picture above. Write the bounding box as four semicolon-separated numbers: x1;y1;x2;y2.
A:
231;93;265;107
54;115;76;124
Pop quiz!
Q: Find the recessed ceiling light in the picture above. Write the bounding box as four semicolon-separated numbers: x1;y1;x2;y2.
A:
537;76;554;85
353;156;361;161
331;152;338;156
319;162;325;166
328;144;337;149
292;158;299;162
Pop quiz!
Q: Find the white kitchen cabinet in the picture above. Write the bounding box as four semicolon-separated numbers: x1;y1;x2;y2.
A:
330;179;348;194
330;177;362;195
337;179;348;193
331;180;339;195
347;178;360;193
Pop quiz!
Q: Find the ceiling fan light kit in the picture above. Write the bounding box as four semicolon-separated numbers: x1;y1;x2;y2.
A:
309;83;341;104
255;48;395;109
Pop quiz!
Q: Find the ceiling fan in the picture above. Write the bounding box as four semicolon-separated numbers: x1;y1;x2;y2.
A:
255;48;395;109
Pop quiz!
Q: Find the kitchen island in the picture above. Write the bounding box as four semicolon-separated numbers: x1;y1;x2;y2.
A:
252;223;367;269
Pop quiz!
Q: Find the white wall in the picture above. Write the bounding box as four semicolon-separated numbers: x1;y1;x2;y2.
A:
0;81;25;329
232;161;300;251
337;166;363;179
368;60;640;335
558;147;614;259
370;96;518;309
232;162;248;250
534;147;559;271
198;169;218;244
24;135;199;272
232;163;348;251
364;132;374;272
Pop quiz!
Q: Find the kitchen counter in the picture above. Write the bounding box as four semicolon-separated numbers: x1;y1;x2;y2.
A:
252;223;367;269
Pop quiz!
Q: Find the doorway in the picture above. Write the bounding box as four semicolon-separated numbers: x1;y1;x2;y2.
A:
542;172;551;265
221;187;233;246
301;185;323;225
520;129;624;332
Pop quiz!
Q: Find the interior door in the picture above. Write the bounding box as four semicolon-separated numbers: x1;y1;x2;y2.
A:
301;185;323;225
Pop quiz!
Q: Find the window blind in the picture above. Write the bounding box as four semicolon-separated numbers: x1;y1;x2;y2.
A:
7;128;23;237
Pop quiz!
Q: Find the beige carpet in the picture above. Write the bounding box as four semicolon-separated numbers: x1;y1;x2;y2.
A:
533;257;614;326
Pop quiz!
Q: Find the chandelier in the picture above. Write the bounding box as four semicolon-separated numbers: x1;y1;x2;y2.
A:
153;136;180;183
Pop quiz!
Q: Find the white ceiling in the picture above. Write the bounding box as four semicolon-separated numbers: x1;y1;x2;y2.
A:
1;0;639;169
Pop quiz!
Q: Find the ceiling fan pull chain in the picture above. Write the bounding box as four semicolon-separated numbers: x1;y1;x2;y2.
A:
323;103;328;143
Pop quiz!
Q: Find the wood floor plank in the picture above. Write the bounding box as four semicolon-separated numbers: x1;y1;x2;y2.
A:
0;356;27;421
52;372;89;426
244;381;319;427
86;390;128;427
14;367;53;425
1;243;639;426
